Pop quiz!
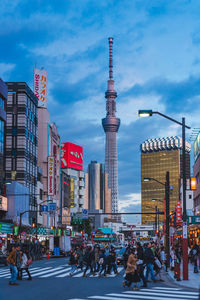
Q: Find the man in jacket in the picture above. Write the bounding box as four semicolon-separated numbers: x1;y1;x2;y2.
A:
83;246;95;277
7;244;21;285
136;242;147;287
144;242;156;282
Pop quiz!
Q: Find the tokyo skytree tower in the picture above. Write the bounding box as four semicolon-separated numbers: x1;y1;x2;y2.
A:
102;38;120;213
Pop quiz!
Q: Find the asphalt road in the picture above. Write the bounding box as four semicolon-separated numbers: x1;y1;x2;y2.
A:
0;258;199;300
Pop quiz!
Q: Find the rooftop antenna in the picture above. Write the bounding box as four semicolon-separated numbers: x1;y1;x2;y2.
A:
108;37;113;80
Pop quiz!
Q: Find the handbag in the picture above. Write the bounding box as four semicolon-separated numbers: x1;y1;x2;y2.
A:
26;259;33;266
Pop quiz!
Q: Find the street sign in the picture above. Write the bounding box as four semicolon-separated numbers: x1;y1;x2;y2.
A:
41;205;48;213
188;216;200;224
48;203;56;211
82;209;88;220
183;222;187;239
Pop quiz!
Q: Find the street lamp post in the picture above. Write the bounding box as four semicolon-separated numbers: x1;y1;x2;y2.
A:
139;110;190;280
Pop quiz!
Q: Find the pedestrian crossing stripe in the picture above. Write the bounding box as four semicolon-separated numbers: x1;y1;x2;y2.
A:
0;266;124;279
68;287;199;300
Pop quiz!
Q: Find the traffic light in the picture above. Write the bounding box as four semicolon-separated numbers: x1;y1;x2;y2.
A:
32;223;35;228
32;217;36;228
51;226;53;230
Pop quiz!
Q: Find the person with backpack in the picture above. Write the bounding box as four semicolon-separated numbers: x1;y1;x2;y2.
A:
136;242;147;287
18;249;32;280
144;242;156;283
83;246;95;277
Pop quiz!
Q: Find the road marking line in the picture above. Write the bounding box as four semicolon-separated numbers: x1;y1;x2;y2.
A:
31;267;62;277
120;291;197;298
119;292;192;300
154;287;181;290
56;271;71;278
89;296;130;300
139;289;198;296
40;268;68;278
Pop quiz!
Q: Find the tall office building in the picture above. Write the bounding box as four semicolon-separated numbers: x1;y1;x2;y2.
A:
141;136;191;225
84;161;111;213
5;82;38;221
0;79;7;219
102;38;120;213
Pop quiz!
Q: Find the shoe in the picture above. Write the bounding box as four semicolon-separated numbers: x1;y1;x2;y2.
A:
12;283;19;285
153;280;157;283
123;280;126;288
146;280;151;282
142;284;147;288
83;274;86;277
160;279;164;282
27;278;32;280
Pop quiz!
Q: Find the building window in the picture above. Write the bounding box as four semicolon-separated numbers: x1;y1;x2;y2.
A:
0;97;4;109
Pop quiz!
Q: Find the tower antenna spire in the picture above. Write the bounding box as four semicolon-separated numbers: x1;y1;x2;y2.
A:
108;37;113;80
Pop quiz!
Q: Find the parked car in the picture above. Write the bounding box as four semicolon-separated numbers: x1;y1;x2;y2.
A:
0;250;8;266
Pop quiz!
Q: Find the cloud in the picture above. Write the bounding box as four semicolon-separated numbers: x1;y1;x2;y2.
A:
0;63;15;79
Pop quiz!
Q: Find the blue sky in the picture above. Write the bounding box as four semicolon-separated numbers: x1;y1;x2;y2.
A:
1;0;200;223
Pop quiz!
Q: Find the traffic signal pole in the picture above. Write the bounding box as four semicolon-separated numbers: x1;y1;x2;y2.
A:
182;117;188;280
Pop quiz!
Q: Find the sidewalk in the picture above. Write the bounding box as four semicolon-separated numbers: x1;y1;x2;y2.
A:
168;263;200;290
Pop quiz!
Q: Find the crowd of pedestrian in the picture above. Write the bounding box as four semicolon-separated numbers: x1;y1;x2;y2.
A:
68;245;119;277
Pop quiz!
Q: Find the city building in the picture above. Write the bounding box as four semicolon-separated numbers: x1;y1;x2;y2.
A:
36;167;43;225
84;161;111;213
37;107;60;229
102;38;120;214
5;82;38;223
0;78;7;220
193;132;200;216
141;136;191;225
60;142;85;225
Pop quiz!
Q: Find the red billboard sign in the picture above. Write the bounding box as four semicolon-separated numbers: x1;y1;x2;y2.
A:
176;200;182;224
61;142;83;170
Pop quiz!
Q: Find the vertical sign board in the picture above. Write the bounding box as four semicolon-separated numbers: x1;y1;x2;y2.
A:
183;222;187;239
82;209;88;220
63;175;70;208
48;156;54;196
34;68;47;108
176;200;182;224
70;178;75;208
53;145;57;196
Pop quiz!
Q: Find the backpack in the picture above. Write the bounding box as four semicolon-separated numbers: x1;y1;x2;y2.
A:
99;257;104;265
26;259;33;266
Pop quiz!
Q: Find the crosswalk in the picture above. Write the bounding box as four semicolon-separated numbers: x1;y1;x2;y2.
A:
68;287;199;300
0;266;124;279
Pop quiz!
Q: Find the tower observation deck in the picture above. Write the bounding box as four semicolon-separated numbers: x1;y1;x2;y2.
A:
102;37;120;213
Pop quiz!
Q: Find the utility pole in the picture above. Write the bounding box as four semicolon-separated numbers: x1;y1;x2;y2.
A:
182;117;188;280
165;171;170;269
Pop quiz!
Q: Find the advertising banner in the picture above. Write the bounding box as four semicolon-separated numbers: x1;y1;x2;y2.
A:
0;197;7;211
34;68;47;108
48;156;54;196
61;142;83;170
70;178;75;208
176;200;182;224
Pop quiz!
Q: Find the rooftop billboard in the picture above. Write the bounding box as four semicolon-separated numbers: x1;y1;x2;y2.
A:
61;142;83;171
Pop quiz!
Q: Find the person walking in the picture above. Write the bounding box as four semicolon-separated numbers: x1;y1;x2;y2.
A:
123;248;140;290
136;242;147;287
191;243;199;273
7;245;21;285
69;249;78;276
18;250;32;280
83;246;95;277
144;242;156;283
98;249;107;277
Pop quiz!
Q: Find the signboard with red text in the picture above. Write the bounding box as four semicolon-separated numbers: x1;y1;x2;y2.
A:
176;200;182;224
61;142;83;170
48;156;54;196
34;68;47;107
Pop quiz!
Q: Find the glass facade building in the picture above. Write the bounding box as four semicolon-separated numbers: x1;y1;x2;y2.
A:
141;136;191;225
